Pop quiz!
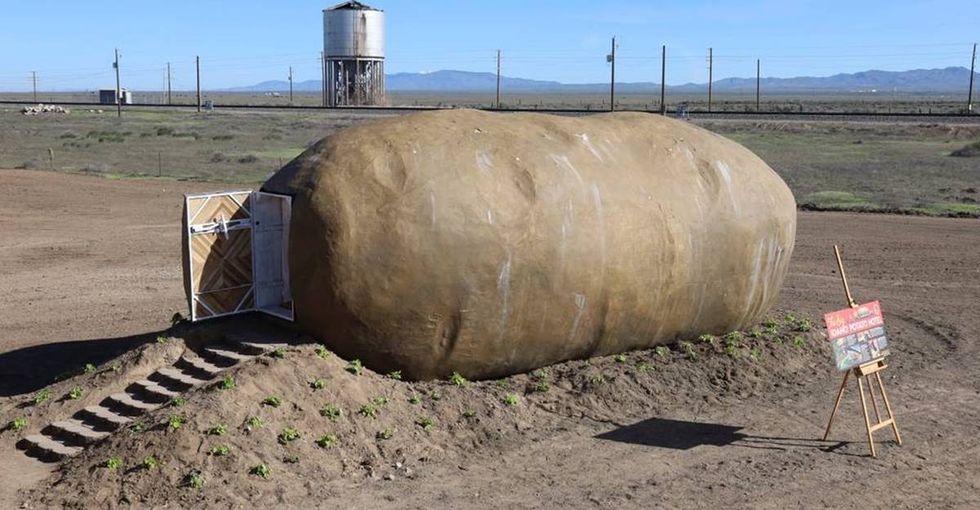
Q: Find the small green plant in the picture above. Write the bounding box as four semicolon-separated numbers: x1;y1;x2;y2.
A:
783;312;798;323
533;380;551;393
494;378;511;388
142;455;158;470
320;404;342;422
613;353;627;363
7;416;27;432
168;414;186;430
503;393;520;406
386;370;402;380
358;404;378;418
430;391;442;401
104;457;122;470
129;422;146;433
793;335;805;348
531;368;549;380
251;464;271;479
262;395;282;407
345;359;363;375
376;427;393;440
763;317;779;329
156;335;169;344
83;363;96;374
795;318;813;332
207;424;227;436
635;362;653;373
725;343;739;358
32;389;49;405
220;375;236;390
171;397;187;407
416;417;435;431
749;349;762;362
310;378;326;390
110;361;122;372
588;373;607;386
655;345;671;360
315;434;338;448
748;326;763;338
209;445;230;456
763;325;779;340
463;409;477;418
186;471;205;490
679;341;698;361
246;416;265;428
408;394;421;405
277;427;300;444
450;371;468;387
372;395;389;407
698;334;716;345
314;344;331;359
271;347;286;359
724;331;742;357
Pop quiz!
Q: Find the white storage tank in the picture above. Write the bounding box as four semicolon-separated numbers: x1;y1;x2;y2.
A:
323;1;386;106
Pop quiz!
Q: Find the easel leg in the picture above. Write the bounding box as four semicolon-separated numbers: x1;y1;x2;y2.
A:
875;372;903;446
866;374;883;424
823;371;849;441
857;376;876;457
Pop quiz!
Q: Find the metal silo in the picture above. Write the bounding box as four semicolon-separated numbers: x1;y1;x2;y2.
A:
323;1;385;106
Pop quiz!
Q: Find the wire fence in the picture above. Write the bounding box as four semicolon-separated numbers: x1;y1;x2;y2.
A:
0;41;977;114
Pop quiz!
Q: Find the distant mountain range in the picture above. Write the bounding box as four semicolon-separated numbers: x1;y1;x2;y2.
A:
227;66;979;94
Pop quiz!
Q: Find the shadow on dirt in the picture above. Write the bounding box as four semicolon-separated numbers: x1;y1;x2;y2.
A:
596;418;859;456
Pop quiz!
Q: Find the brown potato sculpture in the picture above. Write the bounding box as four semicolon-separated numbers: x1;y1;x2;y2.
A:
262;109;796;380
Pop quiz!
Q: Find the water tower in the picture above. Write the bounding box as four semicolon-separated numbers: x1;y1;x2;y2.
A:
323;1;385;106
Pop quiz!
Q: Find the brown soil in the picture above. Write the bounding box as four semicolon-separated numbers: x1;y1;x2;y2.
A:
1;169;979;508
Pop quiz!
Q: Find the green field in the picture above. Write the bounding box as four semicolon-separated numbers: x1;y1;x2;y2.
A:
1;105;978;216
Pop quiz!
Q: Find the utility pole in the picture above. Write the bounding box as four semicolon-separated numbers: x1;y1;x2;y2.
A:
660;45;667;115
495;49;502;109
608;37;616;111
320;51;326;107
969;43;977;113
166;62;172;105
196;56;201;113
288;66;294;105
756;59;761;112
707;48;713;113
32;71;37;103
114;48;122;118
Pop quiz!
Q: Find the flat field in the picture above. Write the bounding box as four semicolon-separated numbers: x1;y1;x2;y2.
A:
1;105;978;215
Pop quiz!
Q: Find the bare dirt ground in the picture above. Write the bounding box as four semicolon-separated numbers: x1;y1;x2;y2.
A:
1;169;978;508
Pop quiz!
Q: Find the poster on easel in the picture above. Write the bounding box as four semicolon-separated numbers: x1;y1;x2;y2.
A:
824;300;889;371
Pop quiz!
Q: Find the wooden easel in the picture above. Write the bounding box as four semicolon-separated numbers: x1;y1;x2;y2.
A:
821;245;902;458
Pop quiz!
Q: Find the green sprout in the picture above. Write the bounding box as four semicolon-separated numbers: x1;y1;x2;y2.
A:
209;445;230;456
262;395;282;407
796;318;813;332
129;422;146;433
358;404;378;418
170;397;187;407
503;393;520;406
315;434;338;448
271;347;286;359
220;375;236;390
679;341;698;361
749;349;762;362
635;362;653;373
320;404;342;422
104;457;122;470
588;373;606;386
793;335;805;348
246;416;265;428
142;455;158;470
156;336;169;344
310;378;326;390
416;417;435;431
32;389;49;405
655;345;671;360
449;371;468;387
408;394;421;405
763;317;779;329
277;427;300;444
185;472;204;490
207;424;227;436
613;353;627;363
376;427;393;440
386;370;402;380
372;396;388;407
110;361;123;372
533;380;551;393
83;363;96;374
7;417;27;432
314;344;331;359
698;334;716;346
345;359;363;375
168;414;186;430
251;464;271;479
463;409;477;418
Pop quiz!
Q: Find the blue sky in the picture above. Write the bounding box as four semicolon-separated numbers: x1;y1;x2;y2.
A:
0;0;977;91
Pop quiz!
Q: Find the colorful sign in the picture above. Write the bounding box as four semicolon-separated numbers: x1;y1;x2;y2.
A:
823;300;890;371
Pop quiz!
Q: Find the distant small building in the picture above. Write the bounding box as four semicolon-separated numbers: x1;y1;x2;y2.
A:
98;88;133;105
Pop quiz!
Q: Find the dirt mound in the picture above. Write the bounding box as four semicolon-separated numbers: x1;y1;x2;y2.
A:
264;109;796;380
5;312;824;508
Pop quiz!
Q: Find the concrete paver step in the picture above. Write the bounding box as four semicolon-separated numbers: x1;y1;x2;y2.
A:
235;341;288;353
49;419;111;444
81;405;132;427
203;347;253;363
106;392;161;412
156;367;206;387
179;355;222;376
132;379;180;398
22;434;82;458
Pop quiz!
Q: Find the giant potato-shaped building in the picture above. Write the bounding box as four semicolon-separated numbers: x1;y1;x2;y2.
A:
262;109;796;380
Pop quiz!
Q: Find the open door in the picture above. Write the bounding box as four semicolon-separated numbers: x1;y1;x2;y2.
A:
183;190;293;322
